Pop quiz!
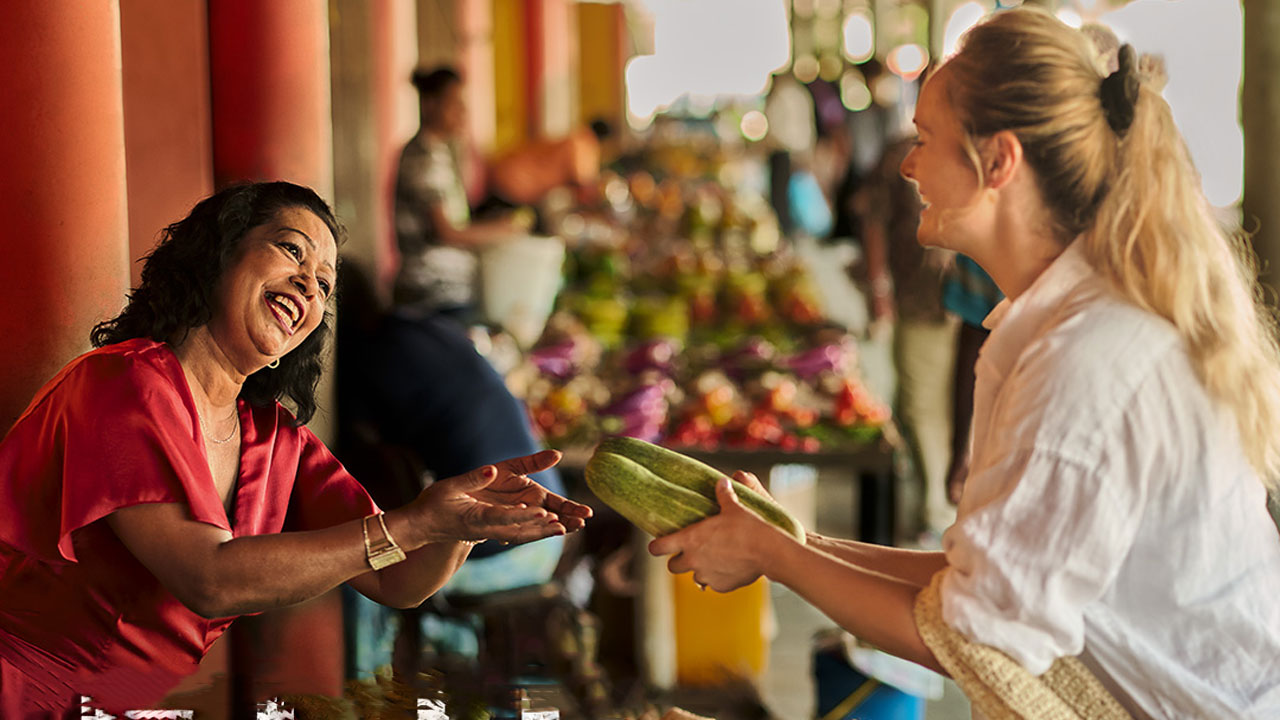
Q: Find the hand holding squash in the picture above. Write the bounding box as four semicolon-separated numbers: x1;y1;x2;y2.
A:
648;476;798;593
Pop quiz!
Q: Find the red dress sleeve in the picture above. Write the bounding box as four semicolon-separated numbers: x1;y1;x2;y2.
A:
283;424;381;532
0;341;228;564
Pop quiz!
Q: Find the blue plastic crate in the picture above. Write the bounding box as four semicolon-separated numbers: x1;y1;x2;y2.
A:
813;644;926;720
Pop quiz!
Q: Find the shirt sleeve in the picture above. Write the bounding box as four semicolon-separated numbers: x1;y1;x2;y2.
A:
0;351;228;564
282;426;380;533
939;443;1144;675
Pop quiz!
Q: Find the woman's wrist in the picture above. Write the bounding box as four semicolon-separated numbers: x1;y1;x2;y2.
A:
383;506;433;552
757;526;807;584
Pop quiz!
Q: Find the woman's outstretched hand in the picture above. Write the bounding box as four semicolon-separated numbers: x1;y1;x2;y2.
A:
409;449;592;546
648;473;795;593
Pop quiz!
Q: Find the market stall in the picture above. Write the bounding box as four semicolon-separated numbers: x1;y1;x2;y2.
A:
501;128;898;546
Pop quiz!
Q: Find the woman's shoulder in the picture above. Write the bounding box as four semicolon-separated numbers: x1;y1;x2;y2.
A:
23;339;182;414
1006;288;1203;451
1028;284;1183;383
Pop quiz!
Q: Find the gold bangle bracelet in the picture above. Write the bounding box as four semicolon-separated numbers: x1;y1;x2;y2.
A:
363;512;407;570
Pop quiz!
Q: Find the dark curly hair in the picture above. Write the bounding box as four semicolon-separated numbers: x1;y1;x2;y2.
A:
91;181;343;425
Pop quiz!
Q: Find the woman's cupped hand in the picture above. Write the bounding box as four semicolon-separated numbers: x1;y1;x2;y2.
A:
409;449;592;545
647;471;787;593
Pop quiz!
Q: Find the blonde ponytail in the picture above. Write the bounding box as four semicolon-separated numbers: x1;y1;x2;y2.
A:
1086;50;1280;488
949;8;1280;489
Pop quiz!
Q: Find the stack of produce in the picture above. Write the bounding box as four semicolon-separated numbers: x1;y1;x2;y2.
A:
518;143;890;454
585;436;806;541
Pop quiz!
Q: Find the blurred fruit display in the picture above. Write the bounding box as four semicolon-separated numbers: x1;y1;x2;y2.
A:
517;136;890;453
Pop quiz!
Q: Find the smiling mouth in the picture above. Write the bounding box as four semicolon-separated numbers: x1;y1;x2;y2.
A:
264;291;303;335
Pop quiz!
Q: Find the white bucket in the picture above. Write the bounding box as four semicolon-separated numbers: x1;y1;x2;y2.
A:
479;234;566;348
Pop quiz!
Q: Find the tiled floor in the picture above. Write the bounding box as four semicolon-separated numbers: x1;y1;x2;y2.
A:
756;470;971;720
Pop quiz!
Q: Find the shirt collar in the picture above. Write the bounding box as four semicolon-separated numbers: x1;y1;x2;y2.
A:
978;239;1096;375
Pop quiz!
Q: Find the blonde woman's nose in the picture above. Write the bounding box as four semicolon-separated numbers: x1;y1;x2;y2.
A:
900;151;917;182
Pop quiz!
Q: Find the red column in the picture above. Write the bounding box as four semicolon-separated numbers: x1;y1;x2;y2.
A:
209;0;334;194
120;4;224;705
121;0;215;288
525;0;546;140
0;2;130;433
207;0;344;705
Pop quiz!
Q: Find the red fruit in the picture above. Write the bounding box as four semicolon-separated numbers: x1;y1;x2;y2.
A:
789;408;818;428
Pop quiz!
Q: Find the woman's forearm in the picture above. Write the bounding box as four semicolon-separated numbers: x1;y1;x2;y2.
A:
439;217;516;248
204;506;436;616
763;539;945;674
112;504;443;618
348;540;475;609
111;455;581;619
804;533;948;588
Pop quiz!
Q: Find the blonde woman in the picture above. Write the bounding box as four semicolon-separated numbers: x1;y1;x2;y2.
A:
650;8;1280;718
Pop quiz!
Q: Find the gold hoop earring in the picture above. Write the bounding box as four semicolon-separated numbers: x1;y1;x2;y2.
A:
267;358;281;369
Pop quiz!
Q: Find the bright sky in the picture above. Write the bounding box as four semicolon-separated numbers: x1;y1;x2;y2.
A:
626;0;790;124
624;0;1244;207
1099;0;1243;207
944;0;1244;208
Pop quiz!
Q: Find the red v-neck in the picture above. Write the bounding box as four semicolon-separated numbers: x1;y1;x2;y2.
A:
159;343;249;535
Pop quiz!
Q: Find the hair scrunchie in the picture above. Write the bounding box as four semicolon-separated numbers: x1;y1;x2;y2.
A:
1099;43;1140;137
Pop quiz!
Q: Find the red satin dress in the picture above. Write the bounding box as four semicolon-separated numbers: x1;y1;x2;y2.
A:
0;339;378;718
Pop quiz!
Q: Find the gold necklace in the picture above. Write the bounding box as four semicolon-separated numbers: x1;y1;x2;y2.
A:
200;405;239;444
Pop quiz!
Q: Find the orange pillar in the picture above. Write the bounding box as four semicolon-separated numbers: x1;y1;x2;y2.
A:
525;0;546;140
0;2;130;434
120;0;215;288
209;0;334;194
208;0;344;707
121;4;224;706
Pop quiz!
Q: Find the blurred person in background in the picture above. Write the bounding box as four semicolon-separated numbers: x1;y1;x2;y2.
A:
650;9;1280;717
393;66;530;322
482;119;614;217
941;255;1002;505
342;66;573;674
858;133;958;542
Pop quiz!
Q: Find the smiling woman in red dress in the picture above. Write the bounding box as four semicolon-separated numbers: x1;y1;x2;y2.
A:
0;181;592;718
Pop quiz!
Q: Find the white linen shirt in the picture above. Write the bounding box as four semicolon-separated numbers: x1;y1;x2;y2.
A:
939;240;1280;719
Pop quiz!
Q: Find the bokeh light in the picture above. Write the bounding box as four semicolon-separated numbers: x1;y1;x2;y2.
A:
871;73;901;107
886;43;928;80
624;0;790;129
841;9;874;63
819;54;844;82
793;54;820;83
942;2;986;58
740;110;770;141
840;69;872;112
1056;9;1084;29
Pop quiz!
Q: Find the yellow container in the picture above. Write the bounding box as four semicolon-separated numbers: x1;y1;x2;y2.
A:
672;573;771;686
